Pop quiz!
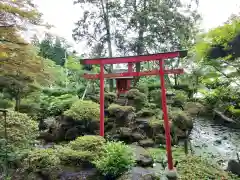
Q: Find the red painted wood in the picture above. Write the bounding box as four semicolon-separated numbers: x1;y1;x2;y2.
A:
83;69;183;79
82;51;182;65
99;63;104;137
159;59;173;170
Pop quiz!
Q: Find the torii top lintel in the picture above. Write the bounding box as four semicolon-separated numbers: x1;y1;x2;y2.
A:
81;50;187;65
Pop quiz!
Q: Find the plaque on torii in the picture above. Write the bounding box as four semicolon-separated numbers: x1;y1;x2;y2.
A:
80;50;187;171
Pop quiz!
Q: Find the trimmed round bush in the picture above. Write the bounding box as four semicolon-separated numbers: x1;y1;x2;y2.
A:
0;111;38;150
64;100;100;121
23;148;60;176
68;135;105;154
94;141;135;177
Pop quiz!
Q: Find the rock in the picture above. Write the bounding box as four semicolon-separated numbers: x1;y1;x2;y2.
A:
119;127;132;137
139;139;154;148
154;134;166;145
222;136;228;140
214;139;222;145
59;168;101;180
117;167;160;180
130;145;154;167
65;127;79;141
132;132;145;141
227;159;240;176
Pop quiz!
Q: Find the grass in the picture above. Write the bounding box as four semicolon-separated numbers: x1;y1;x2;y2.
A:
146;147;240;180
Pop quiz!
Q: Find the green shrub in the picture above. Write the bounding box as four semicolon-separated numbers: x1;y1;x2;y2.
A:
125;89;147;111
39;94;78;118
57;146;93;166
0;111;38;151
173;90;188;106
68;135;105;156
64;100;100;121
42;87;77;96
136;83;149;95
0;99;14;109
149;117;164;128
149;89;162;107
94;141;135;177
23;148;60;175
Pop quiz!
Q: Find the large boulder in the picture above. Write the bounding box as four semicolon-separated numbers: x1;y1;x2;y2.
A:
130;145;154;167
117;167;160;180
107;104;135;126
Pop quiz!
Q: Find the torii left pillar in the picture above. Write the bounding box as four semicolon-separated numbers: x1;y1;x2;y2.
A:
100;63;105;136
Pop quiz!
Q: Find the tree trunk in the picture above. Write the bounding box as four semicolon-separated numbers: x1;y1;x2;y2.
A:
15;93;21;111
134;0;147;86
100;0;114;91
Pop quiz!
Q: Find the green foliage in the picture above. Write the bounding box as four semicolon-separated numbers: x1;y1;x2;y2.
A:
94;141;135;177
149;89;162;107
136;108;155;117
169;109;193;130
148;117;164;128
64;100;100;121
0;111;38;150
228;105;240;118
126;89;147;111
105;92;117;103
58;147;93;166
0;111;38;169
178;156;237;180
40;94;78;118
136;83;149;95
68;135;105;155
0;96;14;109
174;90;188;104
108;104;135;115
23;148;60;174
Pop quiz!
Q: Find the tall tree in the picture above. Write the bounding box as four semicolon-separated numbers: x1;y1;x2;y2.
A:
38;34;68;66
115;0;200;84
72;0;123;91
0;0;50;110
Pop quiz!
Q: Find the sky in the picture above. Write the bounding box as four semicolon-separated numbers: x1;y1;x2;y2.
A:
33;0;240;52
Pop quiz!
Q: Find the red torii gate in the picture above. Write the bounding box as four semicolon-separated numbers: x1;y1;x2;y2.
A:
81;50;187;171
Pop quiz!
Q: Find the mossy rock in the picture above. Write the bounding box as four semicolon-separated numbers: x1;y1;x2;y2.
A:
105;92;117;103
184;102;206;116
136;108;155;117
108;104;135;116
0;111;38;151
169;110;193;131
64;100;100;121
126;89;148;111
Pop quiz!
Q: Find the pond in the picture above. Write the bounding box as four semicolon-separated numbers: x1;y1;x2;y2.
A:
190;116;240;168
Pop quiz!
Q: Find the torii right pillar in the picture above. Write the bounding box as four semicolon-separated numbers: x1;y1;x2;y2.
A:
159;59;178;180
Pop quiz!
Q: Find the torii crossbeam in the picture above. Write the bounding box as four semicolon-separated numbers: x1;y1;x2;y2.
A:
81;50;187;171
